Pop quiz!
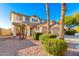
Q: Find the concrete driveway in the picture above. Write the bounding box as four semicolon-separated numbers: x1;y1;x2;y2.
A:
0;36;36;56
64;35;79;56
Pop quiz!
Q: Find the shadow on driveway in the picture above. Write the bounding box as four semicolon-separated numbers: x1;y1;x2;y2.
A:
0;36;36;56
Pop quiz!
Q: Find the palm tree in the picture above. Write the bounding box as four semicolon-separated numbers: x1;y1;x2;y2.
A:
59;3;66;39
46;3;50;34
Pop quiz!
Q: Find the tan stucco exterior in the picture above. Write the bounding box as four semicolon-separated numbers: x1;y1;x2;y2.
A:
10;12;59;36
10;12;44;36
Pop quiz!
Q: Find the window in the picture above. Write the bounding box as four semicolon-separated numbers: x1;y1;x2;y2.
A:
25;17;29;22
32;18;38;22
32;19;34;22
16;15;22;20
32;19;35;22
15;15;19;20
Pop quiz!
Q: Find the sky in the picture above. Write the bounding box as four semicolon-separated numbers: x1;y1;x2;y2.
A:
0;3;79;29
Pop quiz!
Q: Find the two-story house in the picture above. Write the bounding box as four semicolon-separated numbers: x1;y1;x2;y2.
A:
10;12;45;36
10;12;59;36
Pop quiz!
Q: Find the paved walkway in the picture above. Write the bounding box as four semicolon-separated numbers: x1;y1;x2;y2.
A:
0;36;36;56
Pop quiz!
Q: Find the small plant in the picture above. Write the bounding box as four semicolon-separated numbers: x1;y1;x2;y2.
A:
32;32;43;40
39;34;57;44
43;38;67;56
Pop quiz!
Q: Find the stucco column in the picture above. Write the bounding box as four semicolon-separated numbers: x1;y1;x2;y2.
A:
26;27;30;36
12;25;16;36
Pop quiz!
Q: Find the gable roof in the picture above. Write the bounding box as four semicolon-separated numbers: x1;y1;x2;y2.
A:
10;11;30;17
10;11;45;21
31;15;44;21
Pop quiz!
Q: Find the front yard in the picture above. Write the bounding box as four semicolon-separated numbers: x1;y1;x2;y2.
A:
18;36;79;56
0;36;79;56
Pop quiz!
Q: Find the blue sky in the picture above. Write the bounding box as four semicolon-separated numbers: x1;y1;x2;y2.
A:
0;3;79;29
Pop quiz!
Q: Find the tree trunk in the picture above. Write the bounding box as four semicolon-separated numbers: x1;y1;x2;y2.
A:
59;3;66;39
46;3;50;34
19;24;26;39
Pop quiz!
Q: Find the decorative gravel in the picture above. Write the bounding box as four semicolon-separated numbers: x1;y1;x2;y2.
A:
18;39;48;56
18;46;47;56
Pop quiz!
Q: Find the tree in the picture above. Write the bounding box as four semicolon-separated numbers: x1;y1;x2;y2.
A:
59;3;66;39
73;13;79;26
46;3;50;34
64;13;79;30
16;23;27;39
75;26;79;32
64;16;77;30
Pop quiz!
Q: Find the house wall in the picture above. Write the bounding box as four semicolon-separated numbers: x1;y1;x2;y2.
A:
11;13;23;23
34;24;48;33
10;13;14;22
11;25;16;36
34;26;42;32
22;16;25;22
51;24;60;35
51;27;59;35
41;24;48;33
34;23;60;35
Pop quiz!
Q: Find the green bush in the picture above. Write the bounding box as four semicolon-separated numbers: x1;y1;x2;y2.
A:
65;30;77;35
39;34;57;44
32;32;43;40
44;38;67;56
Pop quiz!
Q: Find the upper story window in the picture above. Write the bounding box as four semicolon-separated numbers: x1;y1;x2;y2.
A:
25;17;29;22
16;15;20;20
32;19;35;22
16;15;22;21
32;18;38;22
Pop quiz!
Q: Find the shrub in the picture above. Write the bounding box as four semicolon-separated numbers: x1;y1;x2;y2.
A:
65;30;77;35
32;32;43;40
44;38;67;56
39;34;57;44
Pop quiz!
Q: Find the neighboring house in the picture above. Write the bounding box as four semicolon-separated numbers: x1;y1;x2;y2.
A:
10;12;60;36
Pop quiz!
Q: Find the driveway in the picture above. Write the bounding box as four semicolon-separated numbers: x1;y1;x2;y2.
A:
64;35;79;40
64;35;79;56
0;36;36;56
